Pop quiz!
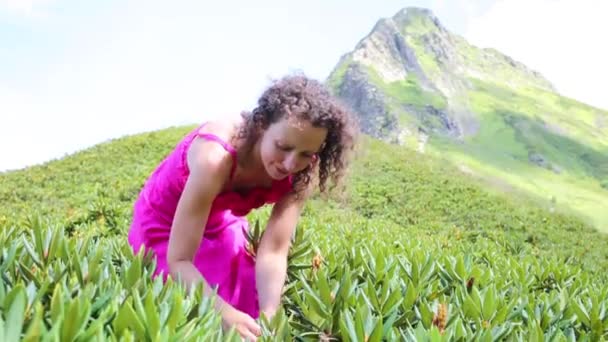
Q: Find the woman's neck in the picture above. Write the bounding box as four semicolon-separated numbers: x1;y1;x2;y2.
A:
232;140;272;188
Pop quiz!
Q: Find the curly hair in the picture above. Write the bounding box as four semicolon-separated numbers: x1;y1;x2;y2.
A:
235;73;358;196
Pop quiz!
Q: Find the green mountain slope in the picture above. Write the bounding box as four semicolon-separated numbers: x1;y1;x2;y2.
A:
1;125;606;271
1;125;607;339
327;7;608;232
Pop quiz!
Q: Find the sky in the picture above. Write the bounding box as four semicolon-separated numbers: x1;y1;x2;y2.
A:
1;0;606;172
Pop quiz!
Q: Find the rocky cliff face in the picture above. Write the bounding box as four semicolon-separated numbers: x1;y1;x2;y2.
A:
327;7;555;147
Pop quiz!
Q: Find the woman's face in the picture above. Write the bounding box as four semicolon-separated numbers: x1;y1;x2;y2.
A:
258;115;327;180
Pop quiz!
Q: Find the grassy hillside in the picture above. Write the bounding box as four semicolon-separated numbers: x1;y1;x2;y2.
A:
0;126;607;340
425;78;608;232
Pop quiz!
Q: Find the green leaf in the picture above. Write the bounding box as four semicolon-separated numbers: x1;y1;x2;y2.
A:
47;226;63;262
301;278;328;318
366;281;381;312
418;300;433;329
71;254;84;285
0;278;5;303
131;290;149;335
463;296;481;320
50;285;64;323
41;316;61;342
143;290;160;339
403;279;417;309
61;298;88;342
21;239;43;269
382;285;403;316
379;269;392;304
31;280;50;309
87;247;104;283
340;311;358;342
119;330;135;342
471;286;482;310
354;307;365;341
482;287;496;321
455;255;466;281
492;324;513;341
492;301;511;325
479;328;493;342
22;302;46;342
559;289;569;313
413;322;427;341
166;290;183;331
529;321;544;342
3;284;26;342
337;269;356;305
0;244;18;275
410;259;420;285
0;318;6;342
114;299;146;339
125;257;142;289
453;317;466;340
368;317;383;342
382;310;399;337
32;220;45;260
17;262;39;287
429;326;442;342
289;244;311;260
420;257;435;284
77;318;104;342
90;291;112;316
317;270;332;306
572;299;591;327
589;295;600;329
375;252;387;281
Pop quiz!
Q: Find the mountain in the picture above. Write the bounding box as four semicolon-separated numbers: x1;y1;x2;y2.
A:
327;7;608;232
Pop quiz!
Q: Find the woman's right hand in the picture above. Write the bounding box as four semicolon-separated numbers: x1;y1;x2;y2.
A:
220;304;262;341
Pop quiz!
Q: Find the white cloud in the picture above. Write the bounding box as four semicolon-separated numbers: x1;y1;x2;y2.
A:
0;85;59;171
0;0;53;17
465;0;608;110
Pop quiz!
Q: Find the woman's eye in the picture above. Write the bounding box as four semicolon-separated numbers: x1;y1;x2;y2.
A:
276;144;291;151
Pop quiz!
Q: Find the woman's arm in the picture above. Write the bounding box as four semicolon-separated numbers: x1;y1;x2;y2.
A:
255;186;311;318
166;137;232;310
168;135;262;340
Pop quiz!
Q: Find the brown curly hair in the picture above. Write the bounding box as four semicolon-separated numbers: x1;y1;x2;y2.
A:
235;73;358;195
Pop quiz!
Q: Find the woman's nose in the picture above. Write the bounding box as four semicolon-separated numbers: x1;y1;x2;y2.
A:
283;153;299;172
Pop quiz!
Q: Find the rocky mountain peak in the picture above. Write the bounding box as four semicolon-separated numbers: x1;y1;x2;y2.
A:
327;7;556;144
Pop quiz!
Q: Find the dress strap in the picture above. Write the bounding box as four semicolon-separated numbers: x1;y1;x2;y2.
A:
197;131;238;181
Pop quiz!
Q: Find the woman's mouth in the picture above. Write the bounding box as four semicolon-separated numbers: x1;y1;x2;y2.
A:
276;166;289;176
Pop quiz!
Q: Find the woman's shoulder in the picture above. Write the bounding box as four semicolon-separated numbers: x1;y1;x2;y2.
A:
185;117;242;181
196;115;243;142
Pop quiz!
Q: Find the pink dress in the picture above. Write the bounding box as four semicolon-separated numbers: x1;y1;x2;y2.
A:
127;122;293;319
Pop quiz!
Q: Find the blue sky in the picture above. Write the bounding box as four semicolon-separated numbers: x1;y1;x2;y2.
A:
1;0;606;172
